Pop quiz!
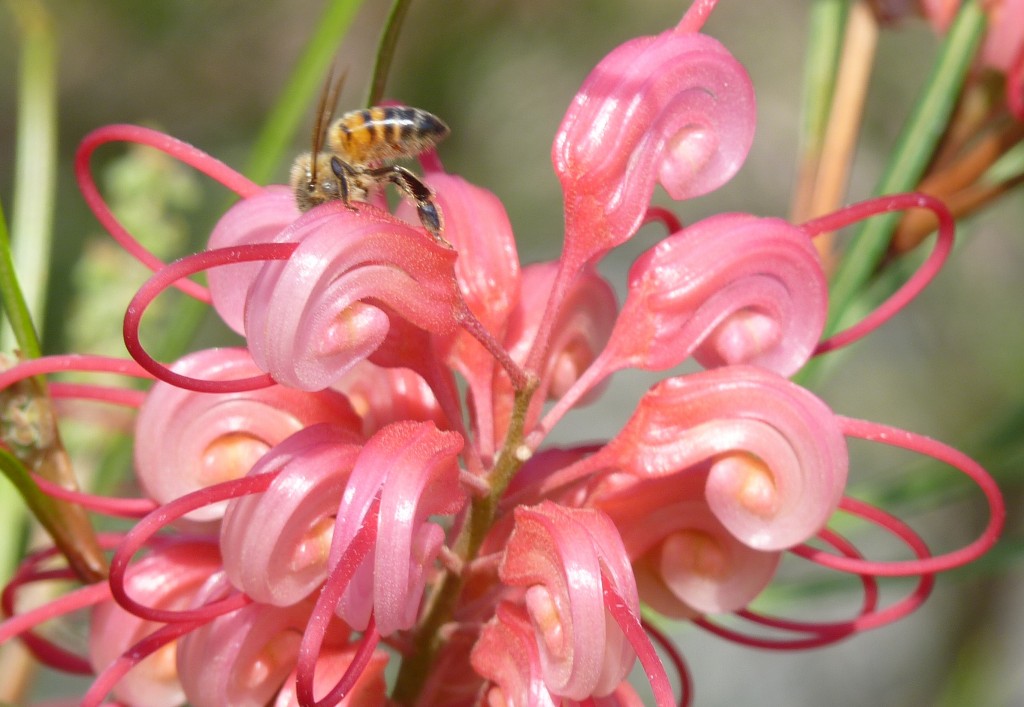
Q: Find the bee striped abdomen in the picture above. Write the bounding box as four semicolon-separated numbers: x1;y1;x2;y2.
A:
328;106;450;164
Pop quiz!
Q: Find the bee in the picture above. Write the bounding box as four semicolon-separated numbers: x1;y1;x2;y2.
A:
290;72;450;240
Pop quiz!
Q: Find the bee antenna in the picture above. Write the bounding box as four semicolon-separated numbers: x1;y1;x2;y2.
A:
310;67;347;184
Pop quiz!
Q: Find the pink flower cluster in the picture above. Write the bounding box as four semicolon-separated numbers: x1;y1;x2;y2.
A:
0;2;1005;706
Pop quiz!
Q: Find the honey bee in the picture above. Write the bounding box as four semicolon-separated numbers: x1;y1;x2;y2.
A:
290;73;450;240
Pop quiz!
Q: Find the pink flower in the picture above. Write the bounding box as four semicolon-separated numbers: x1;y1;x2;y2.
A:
495;502;638;701
332;421;466;636
241;205;463;391
603;366;848;551
134;348;360;523
554;22;756;266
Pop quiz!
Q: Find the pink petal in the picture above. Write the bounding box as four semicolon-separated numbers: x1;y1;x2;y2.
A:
597;474;780;615
244;205;462;391
470;603;560;707
206;186;301;334
605;366;848;551
332;360;446;436
134;348;360;523
89;542;221;707
554;28;755;263
176;590;317;707
220;424;361;606
500;502;637;700
331;421;466;634
273;647;388;706
615;213;826;376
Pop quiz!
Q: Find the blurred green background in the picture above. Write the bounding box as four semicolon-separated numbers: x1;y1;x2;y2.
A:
1;0;1021;704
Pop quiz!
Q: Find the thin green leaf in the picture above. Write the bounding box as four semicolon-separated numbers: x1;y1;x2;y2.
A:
798;0;847;158
365;0;413;107
824;1;986;334
244;0;366;186
7;0;57;348
0;201;40;361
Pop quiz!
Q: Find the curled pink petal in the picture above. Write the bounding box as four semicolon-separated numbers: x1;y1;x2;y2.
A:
244;204;462;391
220;424;361;606
134;348;360;522
471;603;560;707
554;27;755;264
273;647;388;707
411;173;520;449
176;580;317;707
597;474;780;615
332;360;446;436
604;366;848;551
499;501;637;700
88;542;221;707
417;173;520;334
534;214;825;441
206;185;301;334
614;213;826;375
979;0;1024;73
331;421;466;635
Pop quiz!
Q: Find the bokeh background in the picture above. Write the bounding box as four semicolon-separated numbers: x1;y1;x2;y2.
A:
1;1;1021;704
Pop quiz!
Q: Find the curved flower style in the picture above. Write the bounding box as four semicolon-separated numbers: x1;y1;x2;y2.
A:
0;2;1007;706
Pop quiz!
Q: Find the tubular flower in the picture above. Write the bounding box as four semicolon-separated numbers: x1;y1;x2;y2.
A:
242;205;463;392
497;502;638;701
88;542;222;707
331;421;466;636
553;18;756;266
134;348;361;523
604;366;848;551
595;473;781;617
0;2;1005;706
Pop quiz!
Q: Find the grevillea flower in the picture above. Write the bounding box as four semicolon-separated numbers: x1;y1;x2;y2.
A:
496;502;639;701
134;348;361;522
553;17;756;266
331;420;465;636
0;2;1007;706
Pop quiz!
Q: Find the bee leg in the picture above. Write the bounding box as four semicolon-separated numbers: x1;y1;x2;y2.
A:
372;165;446;243
330;157;359;212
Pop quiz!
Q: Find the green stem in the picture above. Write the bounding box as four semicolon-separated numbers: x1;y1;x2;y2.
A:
797;1;985;387
365;0;413;107
798;0;847;161
3;0;56;357
824;1;985;334
0;0;58;581
392;381;537;705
